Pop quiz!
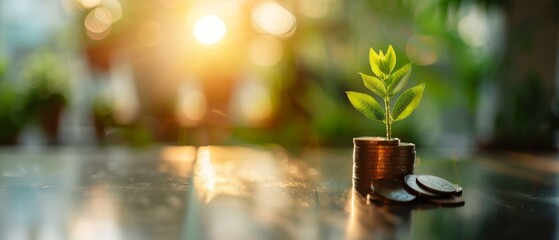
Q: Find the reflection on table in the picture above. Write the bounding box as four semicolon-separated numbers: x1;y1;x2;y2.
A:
0;146;557;239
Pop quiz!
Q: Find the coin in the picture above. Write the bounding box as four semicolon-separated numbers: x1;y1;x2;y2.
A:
355;168;412;172
424;195;465;207
358;159;414;164
353;137;400;145
355;151;414;155
355;158;414;163
416;175;456;194
355;170;412;175
403;175;440;198
367;193;383;203
356;161;414;166
354;147;410;151
353;140;417;188
355;170;412;176
372;178;417;202
356;144;415;148
356;162;413;167
454;184;463;196
354;153;415;157
354;143;414;147
354;153;415;161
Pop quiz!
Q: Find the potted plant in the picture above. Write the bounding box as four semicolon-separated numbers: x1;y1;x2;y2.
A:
345;45;425;195
22;52;69;145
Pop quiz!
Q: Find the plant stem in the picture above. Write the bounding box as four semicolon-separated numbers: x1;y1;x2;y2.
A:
384;96;391;140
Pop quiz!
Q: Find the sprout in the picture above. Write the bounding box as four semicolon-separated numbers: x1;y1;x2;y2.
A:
346;45;425;139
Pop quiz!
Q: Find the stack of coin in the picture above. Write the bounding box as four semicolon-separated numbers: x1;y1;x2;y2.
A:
352;137;416;195
367;175;465;207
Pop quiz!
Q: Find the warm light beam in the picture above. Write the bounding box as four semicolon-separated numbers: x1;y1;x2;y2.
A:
193;15;226;45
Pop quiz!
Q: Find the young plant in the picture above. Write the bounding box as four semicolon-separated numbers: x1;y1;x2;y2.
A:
346;45;425;140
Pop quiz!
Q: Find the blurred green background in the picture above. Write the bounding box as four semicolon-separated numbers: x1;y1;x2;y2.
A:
0;0;557;152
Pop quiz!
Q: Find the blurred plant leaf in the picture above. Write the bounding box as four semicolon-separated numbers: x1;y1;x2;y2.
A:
360;73;386;98
392;83;425;121
346;91;385;121
387;63;413;96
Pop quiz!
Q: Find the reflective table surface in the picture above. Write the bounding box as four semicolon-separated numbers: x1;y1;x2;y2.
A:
0;146;557;240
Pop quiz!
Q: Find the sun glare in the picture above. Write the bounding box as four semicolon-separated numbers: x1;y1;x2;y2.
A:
193;15;226;45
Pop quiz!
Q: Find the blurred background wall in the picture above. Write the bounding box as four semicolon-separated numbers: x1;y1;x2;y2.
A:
0;0;557;152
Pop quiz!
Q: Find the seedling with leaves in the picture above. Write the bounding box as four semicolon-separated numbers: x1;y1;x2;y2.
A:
346;45;425;140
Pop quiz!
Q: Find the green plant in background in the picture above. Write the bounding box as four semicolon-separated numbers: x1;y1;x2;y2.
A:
0;59;28;144
346;45;425;140
22;52;70;144
22;52;69;111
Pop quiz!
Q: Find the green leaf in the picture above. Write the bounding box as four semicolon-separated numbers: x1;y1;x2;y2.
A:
391;83;425;121
377;46;395;78
387;63;412;96
359;73;386;98
369;48;385;79
384;45;396;74
346;91;385;121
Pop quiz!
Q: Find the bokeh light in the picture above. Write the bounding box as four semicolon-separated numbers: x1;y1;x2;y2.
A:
77;0;102;9
137;21;162;47
458;6;490;48
193;15;227;45
249;36;283;67
176;82;208;126
237;80;273;125
84;7;112;40
181;90;207;121
252;1;297;37
298;0;329;19
406;35;440;66
100;0;122;23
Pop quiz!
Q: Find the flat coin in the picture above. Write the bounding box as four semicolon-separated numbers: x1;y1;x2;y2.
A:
416;175;456;194
355;170;412;175
354;144;413;148
356;159;415;164
355;143;414;147
454;184;463;196
354;138;400;146
359;160;414;164
355;155;414;159
354;153;414;158
367;193;392;204
372;178;417;202
354;150;415;154
355;148;414;151
404;175;440;197
361;163;414;167
360;159;415;163
425;195;465;207
353;138;400;141
357;160;413;163
355;153;414;157
398;142;415;147
358;164;413;167
355;167;413;171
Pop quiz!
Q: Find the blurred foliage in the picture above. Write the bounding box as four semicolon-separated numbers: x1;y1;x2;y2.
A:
7;0;553;150
271;0;505;148
22;52;69;114
0;52;71;144
0;60;26;144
